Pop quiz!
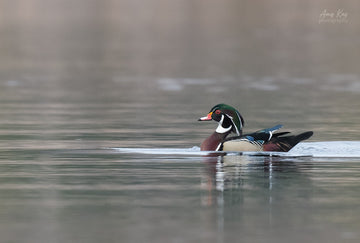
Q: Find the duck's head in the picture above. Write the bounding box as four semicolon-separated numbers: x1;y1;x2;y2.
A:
198;104;244;136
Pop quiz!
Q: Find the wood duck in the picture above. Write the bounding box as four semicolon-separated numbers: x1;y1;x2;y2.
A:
198;104;313;152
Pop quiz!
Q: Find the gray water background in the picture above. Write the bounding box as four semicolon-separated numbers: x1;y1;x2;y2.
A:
0;1;360;242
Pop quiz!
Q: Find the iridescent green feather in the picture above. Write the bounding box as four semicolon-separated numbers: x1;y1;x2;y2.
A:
209;104;244;135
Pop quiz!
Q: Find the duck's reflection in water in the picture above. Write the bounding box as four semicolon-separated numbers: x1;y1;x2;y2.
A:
200;154;312;243
201;154;310;202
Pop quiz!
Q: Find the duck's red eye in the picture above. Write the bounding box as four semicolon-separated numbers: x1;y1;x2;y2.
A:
215;110;221;115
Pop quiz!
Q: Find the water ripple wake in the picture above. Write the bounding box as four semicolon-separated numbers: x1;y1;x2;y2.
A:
113;141;360;158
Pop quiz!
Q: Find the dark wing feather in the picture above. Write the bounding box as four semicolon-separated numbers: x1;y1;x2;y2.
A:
263;131;314;152
224;124;284;144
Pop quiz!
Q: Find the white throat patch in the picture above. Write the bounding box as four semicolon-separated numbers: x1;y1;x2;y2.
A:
215;115;232;134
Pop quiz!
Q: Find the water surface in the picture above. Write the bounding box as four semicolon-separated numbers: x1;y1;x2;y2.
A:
0;1;360;243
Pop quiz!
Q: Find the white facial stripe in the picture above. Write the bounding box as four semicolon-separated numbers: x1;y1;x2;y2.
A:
226;114;240;136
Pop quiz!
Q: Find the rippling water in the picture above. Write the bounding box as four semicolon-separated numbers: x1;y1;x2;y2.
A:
1;1;360;243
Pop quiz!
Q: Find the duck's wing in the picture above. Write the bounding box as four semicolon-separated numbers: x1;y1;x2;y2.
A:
219;125;285;151
221;124;313;152
225;124;285;144
263;131;314;152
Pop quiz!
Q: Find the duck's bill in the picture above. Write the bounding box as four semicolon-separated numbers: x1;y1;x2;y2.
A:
198;112;213;121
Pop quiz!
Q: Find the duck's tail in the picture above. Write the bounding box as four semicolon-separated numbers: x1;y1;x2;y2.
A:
263;131;313;152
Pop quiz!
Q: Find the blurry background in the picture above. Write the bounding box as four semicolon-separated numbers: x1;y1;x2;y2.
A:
0;1;360;243
0;0;359;145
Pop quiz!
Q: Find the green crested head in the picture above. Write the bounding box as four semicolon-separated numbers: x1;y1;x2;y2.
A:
199;103;244;135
